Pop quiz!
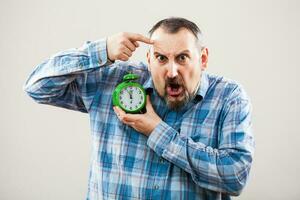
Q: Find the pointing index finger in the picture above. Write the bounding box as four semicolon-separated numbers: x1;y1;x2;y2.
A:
128;33;154;45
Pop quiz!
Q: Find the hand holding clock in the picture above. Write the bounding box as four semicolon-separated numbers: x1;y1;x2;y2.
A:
109;33;159;135
107;32;154;62
113;96;162;136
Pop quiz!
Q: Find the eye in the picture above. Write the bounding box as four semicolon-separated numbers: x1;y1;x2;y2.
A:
156;55;167;63
177;54;188;63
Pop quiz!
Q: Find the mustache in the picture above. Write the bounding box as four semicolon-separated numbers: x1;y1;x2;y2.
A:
165;77;184;88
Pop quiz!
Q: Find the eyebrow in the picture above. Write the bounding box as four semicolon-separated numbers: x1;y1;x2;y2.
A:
153;49;191;57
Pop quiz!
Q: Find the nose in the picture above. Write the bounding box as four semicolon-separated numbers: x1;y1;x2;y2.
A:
166;62;179;78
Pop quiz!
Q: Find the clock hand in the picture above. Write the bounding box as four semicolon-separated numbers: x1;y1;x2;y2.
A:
128;90;133;100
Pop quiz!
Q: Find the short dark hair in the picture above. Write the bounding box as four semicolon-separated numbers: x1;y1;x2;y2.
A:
148;17;204;47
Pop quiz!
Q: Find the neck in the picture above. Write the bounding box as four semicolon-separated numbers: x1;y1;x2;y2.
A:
192;77;201;97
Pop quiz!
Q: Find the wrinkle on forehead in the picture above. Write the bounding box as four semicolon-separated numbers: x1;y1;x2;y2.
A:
150;30;197;56
150;41;192;57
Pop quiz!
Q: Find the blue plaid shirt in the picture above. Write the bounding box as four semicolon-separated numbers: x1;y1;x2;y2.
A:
24;39;254;200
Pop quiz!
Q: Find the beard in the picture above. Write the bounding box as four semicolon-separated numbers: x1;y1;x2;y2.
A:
163;76;197;110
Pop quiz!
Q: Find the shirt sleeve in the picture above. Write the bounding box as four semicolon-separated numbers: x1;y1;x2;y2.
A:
23;38;110;113
147;86;255;196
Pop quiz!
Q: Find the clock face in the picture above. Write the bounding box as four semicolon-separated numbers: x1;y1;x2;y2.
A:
119;86;145;112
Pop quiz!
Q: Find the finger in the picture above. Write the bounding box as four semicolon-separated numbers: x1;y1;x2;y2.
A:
122;113;141;122
121;47;133;57
113;106;123;118
119;53;129;61
113;107;121;121
127;33;154;44
114;106;131;123
123;40;136;51
114;106;126;114
114;106;139;122
133;41;139;47
123;121;135;126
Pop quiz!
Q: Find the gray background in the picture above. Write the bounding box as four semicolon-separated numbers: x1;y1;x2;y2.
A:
1;0;299;199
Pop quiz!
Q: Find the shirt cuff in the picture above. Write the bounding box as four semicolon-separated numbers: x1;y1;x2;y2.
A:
87;38;110;67
147;121;178;156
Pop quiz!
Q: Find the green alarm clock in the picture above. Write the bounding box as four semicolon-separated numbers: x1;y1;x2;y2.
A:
112;73;147;114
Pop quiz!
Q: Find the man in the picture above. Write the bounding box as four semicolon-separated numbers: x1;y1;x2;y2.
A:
24;17;254;200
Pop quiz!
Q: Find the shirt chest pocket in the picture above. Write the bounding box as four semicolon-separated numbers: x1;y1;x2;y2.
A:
180;110;220;148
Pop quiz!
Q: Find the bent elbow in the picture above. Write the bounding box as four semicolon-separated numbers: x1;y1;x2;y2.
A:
224;164;251;196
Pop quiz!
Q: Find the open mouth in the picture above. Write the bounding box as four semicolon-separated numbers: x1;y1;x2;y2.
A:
166;83;184;97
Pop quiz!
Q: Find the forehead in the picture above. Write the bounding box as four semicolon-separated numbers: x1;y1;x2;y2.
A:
150;28;198;55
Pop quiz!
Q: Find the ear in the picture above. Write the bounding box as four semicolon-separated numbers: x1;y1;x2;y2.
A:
201;47;209;70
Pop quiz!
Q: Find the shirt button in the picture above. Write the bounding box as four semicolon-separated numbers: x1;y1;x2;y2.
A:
159;158;164;163
153;185;159;190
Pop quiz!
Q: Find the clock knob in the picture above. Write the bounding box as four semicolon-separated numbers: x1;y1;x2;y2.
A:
123;73;139;81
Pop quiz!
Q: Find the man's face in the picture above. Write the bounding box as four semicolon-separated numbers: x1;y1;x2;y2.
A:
147;27;208;110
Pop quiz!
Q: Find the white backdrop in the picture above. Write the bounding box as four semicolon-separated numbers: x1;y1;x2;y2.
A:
1;0;299;199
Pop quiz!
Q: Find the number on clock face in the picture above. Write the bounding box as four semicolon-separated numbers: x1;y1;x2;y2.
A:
119;86;144;111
